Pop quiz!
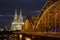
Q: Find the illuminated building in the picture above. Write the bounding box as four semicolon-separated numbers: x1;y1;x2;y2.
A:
11;9;24;31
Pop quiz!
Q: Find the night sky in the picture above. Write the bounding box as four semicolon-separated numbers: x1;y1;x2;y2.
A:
0;0;46;27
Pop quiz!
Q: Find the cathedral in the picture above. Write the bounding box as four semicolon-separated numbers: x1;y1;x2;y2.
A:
11;9;24;31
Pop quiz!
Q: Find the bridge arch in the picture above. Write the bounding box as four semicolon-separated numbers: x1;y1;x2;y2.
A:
36;0;60;32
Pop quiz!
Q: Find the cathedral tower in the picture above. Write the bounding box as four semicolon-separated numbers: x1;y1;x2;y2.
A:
11;9;24;31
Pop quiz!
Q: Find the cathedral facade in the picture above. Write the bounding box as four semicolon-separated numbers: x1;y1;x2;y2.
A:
11;9;24;31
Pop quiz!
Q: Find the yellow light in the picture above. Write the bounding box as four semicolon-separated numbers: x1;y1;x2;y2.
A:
19;34;22;40
25;37;31;40
19;34;22;38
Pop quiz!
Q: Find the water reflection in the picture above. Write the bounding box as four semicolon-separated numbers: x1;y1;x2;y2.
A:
25;37;31;40
19;34;22;40
19;34;31;40
0;34;60;40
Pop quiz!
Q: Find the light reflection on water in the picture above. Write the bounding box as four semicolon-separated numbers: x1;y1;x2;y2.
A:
25;37;31;40
19;34;31;40
0;34;59;40
0;34;31;40
19;34;22;40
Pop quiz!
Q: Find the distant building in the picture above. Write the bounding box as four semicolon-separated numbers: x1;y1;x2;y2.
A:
11;9;24;31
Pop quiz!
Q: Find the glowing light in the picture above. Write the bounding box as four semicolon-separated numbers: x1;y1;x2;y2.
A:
20;34;22;38
19;34;22;40
25;37;31;40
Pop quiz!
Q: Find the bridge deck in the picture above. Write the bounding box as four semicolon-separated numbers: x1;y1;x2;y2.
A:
23;32;60;38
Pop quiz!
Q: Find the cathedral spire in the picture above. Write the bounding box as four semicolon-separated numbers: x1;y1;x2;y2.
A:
19;9;23;21
11;9;24;31
14;9;17;19
20;9;22;18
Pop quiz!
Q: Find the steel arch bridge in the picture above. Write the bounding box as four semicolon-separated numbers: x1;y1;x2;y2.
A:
22;0;60;38
36;0;60;32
